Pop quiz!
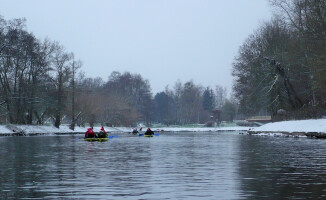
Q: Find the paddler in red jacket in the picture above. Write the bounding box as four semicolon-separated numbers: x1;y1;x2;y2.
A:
98;126;108;138
85;128;96;138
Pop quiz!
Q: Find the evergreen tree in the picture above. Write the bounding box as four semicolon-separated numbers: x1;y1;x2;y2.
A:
153;92;169;124
202;87;215;111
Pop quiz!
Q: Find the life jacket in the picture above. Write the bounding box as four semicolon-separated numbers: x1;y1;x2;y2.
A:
85;128;96;138
98;126;107;138
100;126;106;133
145;128;154;135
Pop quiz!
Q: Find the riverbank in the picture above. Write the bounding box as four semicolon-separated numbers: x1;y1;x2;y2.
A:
0;125;132;136
2;119;325;137
248;118;326;138
157;126;251;132
0;124;251;136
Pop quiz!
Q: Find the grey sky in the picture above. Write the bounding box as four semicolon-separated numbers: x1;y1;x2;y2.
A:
0;0;271;94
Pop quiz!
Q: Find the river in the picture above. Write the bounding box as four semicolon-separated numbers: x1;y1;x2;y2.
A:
0;132;326;199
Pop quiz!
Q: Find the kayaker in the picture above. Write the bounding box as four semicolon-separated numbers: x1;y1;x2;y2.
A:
98;126;108;138
144;128;154;136
85;128;96;138
132;128;139;134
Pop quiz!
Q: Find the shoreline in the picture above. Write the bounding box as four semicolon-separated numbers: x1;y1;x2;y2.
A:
248;118;326;138
0;124;251;136
2;119;325;138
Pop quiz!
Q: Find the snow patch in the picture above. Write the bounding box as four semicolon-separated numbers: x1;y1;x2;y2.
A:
251;119;326;133
254;132;307;138
154;127;251;132
0;124;249;136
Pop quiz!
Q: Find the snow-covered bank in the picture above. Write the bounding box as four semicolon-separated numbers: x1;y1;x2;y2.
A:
249;119;326;138
0;125;132;136
157;126;251;132
5;120;326;137
0;124;251;136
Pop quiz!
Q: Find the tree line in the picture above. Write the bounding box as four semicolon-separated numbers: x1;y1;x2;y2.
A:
232;0;326;120
153;82;237;125
0;16;235;128
0;17;82;128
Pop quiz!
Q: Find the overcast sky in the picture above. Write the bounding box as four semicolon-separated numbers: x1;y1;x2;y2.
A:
0;0;271;94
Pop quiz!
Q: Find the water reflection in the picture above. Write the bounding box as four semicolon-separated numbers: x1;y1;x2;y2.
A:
1;133;326;199
237;136;326;200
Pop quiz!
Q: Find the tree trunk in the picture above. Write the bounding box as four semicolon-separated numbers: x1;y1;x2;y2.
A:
70;60;76;130
54;114;60;128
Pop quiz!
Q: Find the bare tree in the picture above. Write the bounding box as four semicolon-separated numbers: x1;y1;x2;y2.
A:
215;85;227;110
51;43;72;128
69;54;81;130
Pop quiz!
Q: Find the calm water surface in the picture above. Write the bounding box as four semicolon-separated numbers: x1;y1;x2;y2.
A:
1;132;326;199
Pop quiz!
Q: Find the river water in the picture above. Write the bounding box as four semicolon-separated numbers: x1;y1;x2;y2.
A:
1;132;326;199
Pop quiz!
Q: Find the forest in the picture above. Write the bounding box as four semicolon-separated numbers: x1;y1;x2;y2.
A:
233;0;326;120
3;0;324;128
0;16;236;128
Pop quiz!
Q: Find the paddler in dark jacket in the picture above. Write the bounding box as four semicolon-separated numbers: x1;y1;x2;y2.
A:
98;126;108;138
132;128;139;134
85;128;96;138
144;128;154;136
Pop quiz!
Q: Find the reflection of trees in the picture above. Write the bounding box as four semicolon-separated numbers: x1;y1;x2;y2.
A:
237;136;326;199
0;137;53;198
104;141;152;190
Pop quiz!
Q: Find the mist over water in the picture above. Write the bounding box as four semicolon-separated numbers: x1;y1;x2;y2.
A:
1;133;326;199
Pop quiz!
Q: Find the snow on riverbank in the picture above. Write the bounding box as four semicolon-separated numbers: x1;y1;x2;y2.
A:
157;126;251;132
3;119;325;137
0;125;12;134
0;124;250;136
250;119;326;134
0;125;132;135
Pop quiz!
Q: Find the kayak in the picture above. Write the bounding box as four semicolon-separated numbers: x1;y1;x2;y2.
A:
144;134;153;137
84;138;109;142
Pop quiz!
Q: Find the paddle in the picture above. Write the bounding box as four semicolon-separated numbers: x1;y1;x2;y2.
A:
107;135;119;139
154;133;160;136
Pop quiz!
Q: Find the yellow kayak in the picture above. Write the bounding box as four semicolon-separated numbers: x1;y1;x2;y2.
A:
144;134;153;137
84;138;109;142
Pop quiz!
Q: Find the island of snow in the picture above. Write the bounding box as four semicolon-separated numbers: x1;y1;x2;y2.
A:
248;118;326;138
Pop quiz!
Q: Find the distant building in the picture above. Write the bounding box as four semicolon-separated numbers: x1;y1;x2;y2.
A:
246;116;272;123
